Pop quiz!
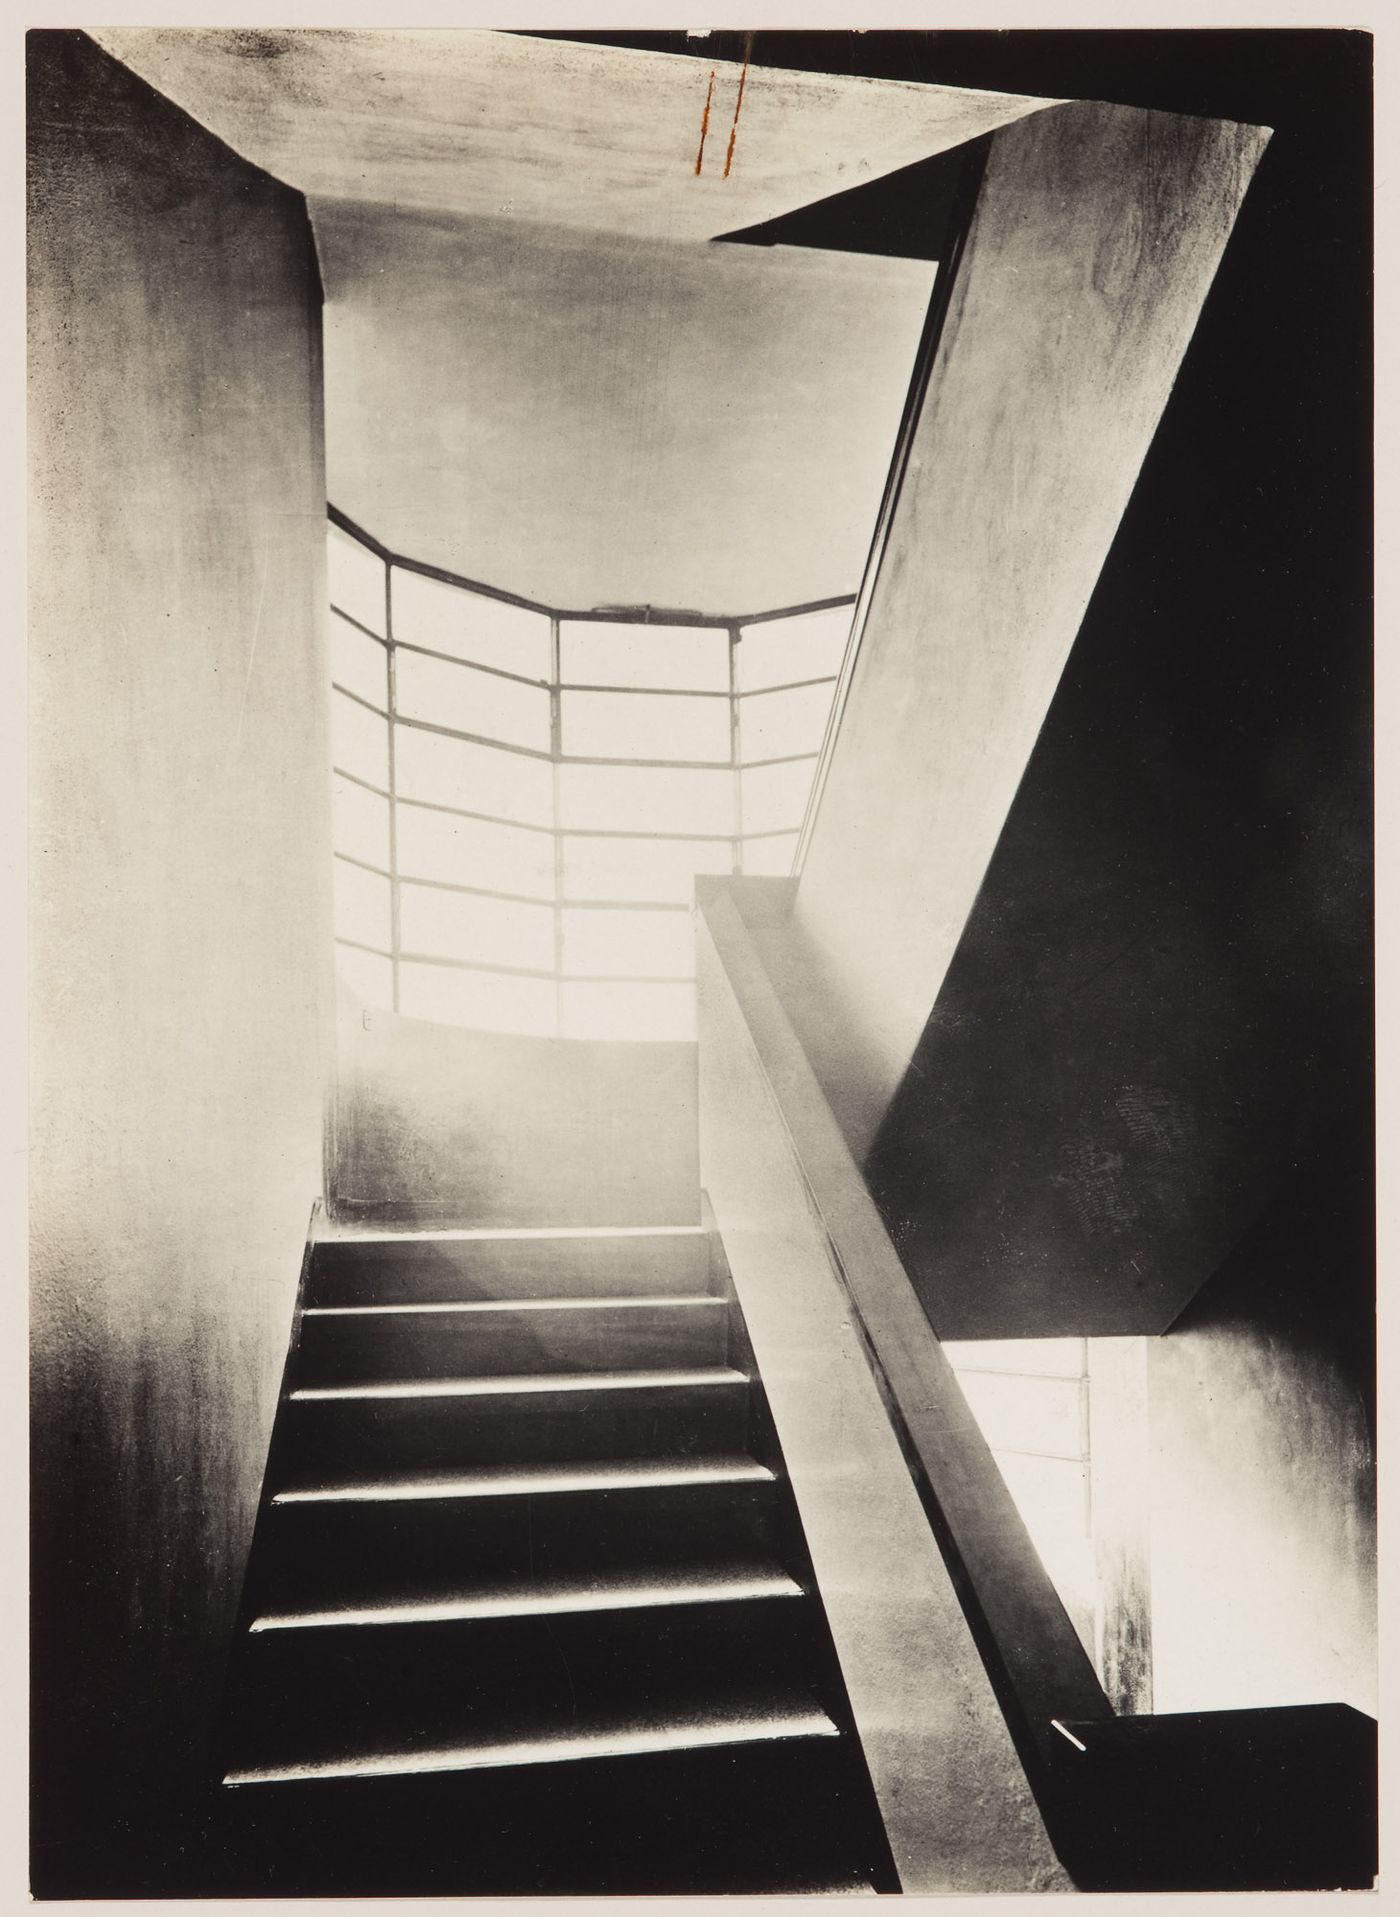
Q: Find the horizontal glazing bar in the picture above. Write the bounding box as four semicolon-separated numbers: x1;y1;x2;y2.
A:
395;714;552;762
735;675;839;700
393;794;730;845
393;870;559;910
557;680;731;700
330;604;390;647
559;896;690;914
333;850;392;881
396;794;556;838
396;710;749;778
332;682;390;721
559;748;740;773
393;872;692;914
391;635;551;690
335;935;393;960
333;766;392;802
737;751;823;772
400;949;690;987
400;949;556;982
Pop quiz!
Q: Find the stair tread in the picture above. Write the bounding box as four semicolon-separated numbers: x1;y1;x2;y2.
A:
251;1561;803;1632
291;1366;746;1401
302;1294;721;1317
319;1226;708;1243
272;1454;775;1504
225;1696;838;1788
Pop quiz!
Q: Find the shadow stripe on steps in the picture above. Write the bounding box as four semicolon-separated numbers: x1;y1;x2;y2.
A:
302;1294;721;1316
250;1564;803;1631
291;1366;745;1401
224;1703;839;1787
272;1456;776;1503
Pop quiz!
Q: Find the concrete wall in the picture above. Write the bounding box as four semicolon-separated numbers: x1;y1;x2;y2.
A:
863;41;1370;1343
315;199;934;616
332;989;700;1227
28;32;333;1893
1144;1136;1376;1718
787;98;1268;1162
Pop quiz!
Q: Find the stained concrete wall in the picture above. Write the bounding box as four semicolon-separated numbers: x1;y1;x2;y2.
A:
1144;1115;1376;1718
315;199;935;616
332;990;700;1226
787;97;1269;1163
863;39;1371;1343
28;32;333;1893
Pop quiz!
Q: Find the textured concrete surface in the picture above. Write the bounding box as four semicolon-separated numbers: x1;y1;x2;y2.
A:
316;201;934;614
89;27;1052;242
696;897;1070;1893
860;46;1369;1345
788;98;1269;1163
332;988;700;1227
29;31;333;1892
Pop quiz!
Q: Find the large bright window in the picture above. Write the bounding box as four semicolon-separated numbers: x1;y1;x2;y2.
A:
327;514;854;1039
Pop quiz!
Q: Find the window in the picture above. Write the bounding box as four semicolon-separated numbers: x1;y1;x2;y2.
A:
741;833;799;877
563;835;732;905
560;620;729;692
335;943;394;1010
325;515;855;1038
399;884;555;973
561;689;731;764
331;688;390;793
330;611;389;710
741;758;819;837
558;762;735;836
327;522;386;635
736;605;850;692
561;907;695;981
332;775;391;872
396;647;551;752
333;857;392;951
738;680;836;764
396;804;554;901
391;567;551;680
394;726;554;827
398;961;557;1037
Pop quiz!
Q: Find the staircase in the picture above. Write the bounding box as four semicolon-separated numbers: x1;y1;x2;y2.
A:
217;1223;897;1896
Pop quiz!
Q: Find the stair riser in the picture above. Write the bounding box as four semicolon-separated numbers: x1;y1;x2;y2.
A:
310;1234;711;1306
296;1301;728;1387
219;1733;896;1897
277;1382;751;1482
228;1598;827;1771
250;1479;782;1614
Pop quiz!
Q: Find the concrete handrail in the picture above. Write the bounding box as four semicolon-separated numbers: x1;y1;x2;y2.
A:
695;879;1110;1853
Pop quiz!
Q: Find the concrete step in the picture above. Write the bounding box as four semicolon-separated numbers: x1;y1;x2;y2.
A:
215;1726;894;1896
295;1294;729;1387
275;1368;752;1483
247;1461;782;1614
225;1591;826;1778
309;1227;711;1307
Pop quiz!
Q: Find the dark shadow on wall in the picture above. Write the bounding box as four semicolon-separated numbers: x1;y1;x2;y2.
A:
859;31;1371;1351
28;29;329;1897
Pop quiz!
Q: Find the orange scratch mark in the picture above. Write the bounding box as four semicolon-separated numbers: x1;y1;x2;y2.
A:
723;34;754;179
695;69;716;175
